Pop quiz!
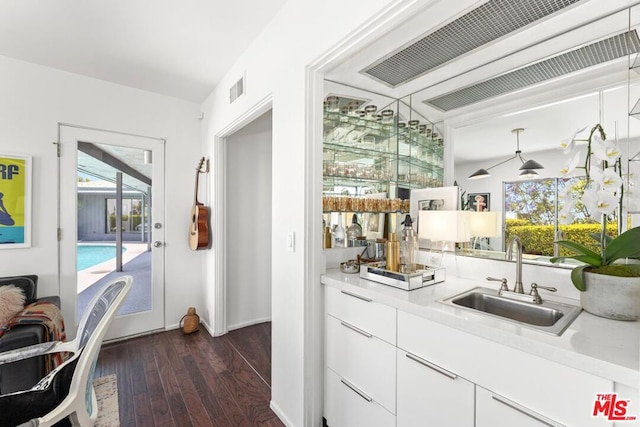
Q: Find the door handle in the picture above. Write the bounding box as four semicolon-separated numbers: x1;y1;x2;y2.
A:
153;241;163;248
405;352;457;380
491;395;563;426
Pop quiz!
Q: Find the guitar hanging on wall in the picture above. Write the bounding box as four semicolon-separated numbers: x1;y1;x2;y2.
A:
189;156;210;250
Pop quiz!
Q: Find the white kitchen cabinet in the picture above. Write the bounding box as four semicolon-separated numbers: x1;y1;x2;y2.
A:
325;286;396;345
323;283;625;427
324;286;397;426
325;314;396;412
324;368;395;427
397;348;475;427
476;386;563;427
397;310;613;427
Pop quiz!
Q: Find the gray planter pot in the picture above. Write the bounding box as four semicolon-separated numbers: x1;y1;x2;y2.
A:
581;271;640;321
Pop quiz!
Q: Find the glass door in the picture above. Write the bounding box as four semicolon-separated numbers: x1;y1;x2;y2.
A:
58;125;165;340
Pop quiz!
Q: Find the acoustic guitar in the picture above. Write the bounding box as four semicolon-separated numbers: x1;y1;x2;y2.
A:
189;157;209;250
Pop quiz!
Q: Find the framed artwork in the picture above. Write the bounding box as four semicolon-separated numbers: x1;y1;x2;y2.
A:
409;186;459;248
468;192;490;211
363;212;385;239
0;154;32;248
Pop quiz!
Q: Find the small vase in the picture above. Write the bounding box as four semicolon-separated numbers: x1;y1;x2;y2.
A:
581;272;640;321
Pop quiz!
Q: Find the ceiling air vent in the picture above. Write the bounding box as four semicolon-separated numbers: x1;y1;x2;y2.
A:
424;31;640;111
230;75;244;104
363;0;581;87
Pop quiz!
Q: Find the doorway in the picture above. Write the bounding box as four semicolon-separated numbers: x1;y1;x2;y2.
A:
225;110;273;329
220;109;273;383
58;124;165;341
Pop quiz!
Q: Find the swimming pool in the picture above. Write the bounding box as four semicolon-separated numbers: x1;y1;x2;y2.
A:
77;245;127;271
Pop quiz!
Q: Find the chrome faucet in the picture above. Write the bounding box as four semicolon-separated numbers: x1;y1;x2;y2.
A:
506;235;524;293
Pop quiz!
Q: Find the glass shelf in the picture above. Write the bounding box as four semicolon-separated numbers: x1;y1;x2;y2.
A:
323;106;445;202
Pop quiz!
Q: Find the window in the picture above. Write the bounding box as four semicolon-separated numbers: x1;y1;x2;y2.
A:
504;178;616;256
105;198;147;233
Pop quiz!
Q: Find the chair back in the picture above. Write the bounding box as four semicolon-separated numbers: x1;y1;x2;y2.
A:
47;275;132;426
74;276;132;417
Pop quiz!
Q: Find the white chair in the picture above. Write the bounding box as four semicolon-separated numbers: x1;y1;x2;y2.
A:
0;275;132;427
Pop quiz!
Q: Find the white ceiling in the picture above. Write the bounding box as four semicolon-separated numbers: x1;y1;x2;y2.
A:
0;0;287;102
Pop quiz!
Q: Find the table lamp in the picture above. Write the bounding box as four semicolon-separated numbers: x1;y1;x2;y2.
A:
418;210;471;251
469;211;499;251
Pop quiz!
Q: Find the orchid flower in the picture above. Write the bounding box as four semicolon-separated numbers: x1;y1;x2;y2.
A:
558;205;574;225
597;168;623;192
558;186;575;207
559;153;580;176
591;134;621;162
582;188;618;217
559;126;586;154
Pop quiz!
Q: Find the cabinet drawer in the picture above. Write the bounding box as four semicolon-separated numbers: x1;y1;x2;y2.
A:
325;285;396;345
326;314;396;413
398;310;613;426
397;348;475;427
324;367;395;427
476;386;563;427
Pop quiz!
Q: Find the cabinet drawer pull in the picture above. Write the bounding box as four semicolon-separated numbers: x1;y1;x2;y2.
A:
405;352;457;380
340;321;373;338
340;290;372;302
340;378;373;402
491;395;564;427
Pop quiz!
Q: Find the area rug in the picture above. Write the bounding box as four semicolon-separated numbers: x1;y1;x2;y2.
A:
94;374;120;426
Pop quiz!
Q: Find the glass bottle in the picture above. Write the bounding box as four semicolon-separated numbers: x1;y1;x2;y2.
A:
324;226;332;249
386;232;400;272
346;213;363;243
399;215;418;273
333;213;346;248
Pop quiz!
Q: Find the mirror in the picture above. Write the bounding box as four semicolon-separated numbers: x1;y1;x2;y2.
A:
323;2;640;266
453;85;634;261
322;82;446;246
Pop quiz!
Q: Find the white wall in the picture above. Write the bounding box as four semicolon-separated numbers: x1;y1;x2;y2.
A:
200;1;422;425
226;110;272;330
0;55;203;332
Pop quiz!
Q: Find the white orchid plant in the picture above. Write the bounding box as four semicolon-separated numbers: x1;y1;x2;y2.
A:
551;124;640;291
557;124;623;225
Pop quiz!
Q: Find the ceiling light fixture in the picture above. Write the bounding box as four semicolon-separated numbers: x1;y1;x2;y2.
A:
519;169;540;179
468;128;543;180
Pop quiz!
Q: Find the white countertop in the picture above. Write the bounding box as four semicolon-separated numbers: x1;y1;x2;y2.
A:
321;268;640;388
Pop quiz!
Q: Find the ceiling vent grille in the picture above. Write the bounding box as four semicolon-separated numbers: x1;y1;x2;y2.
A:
363;0;581;87
424;31;640;111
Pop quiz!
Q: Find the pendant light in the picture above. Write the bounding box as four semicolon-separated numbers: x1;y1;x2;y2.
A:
468;128;544;180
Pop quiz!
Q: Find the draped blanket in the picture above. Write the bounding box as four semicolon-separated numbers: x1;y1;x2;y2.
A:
0;301;67;372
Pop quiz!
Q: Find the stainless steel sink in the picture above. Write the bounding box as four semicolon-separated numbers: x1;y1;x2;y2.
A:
439;287;582;336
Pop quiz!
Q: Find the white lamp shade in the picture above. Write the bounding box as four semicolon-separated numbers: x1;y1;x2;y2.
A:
469;211;499;237
418;210;471;242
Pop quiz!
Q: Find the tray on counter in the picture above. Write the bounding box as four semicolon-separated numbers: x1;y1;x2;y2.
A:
359;262;445;291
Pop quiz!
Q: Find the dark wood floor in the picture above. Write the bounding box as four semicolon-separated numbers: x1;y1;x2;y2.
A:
95;321;283;427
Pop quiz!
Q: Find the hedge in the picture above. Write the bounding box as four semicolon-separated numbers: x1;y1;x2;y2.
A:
109;213;147;230
504;220;618;257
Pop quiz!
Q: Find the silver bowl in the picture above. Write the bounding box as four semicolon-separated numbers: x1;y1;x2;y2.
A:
340;260;360;274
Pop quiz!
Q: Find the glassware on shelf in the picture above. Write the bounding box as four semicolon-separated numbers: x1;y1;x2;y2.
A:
322;195;409;213
380;109;394;124
347;101;361;115
346;213;363;241
339;106;350;122
333;213;346;248
364;105;377;119
324;96;339;111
